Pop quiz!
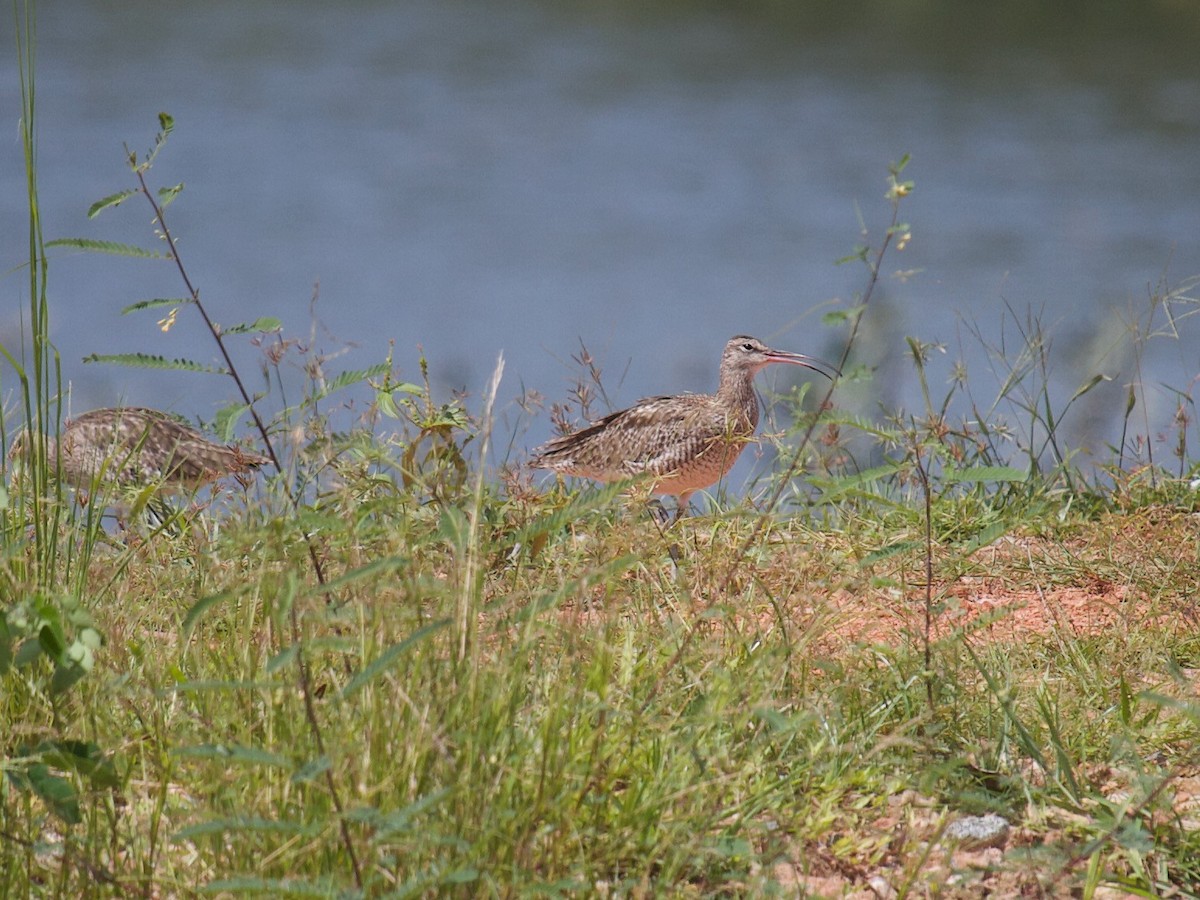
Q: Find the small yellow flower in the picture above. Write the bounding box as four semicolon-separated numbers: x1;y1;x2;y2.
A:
897;231;911;250
158;308;178;332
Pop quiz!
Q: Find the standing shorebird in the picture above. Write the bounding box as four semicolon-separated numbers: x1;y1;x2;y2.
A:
530;335;835;519
8;407;271;505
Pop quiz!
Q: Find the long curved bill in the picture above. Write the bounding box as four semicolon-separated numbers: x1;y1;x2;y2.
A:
761;348;841;380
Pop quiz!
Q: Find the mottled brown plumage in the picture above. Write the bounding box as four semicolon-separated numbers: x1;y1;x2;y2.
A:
530;336;835;517
9;407;270;497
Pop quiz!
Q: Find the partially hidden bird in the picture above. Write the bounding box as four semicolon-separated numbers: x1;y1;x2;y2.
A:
530;335;836;518
8;406;271;501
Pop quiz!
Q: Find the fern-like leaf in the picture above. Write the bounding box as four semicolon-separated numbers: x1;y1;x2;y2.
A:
82;352;228;375
310;363;391;403
121;298;195;316
47;237;167;259
218;317;283;336
157;182;184;208
86;189;139;219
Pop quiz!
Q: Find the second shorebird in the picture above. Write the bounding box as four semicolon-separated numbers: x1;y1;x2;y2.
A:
530;335;835;519
9;406;270;502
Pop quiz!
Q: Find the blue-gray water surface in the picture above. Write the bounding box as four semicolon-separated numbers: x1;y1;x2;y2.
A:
3;1;1200;489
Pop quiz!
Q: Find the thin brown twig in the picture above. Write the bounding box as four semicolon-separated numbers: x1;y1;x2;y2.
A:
131;162;363;888
131;165;328;588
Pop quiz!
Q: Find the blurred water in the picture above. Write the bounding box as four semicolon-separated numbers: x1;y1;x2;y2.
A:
3;0;1199;481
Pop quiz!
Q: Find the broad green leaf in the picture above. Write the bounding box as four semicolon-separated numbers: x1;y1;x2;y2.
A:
27;764;81;825
35;740;120;790
87;189;138;218
83;352;228;375
47;237;166;259
121;297;194;316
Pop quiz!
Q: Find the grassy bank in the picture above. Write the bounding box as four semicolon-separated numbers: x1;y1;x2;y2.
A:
3;446;1200;896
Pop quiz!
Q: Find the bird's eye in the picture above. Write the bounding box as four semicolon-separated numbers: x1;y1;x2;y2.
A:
741;342;755;351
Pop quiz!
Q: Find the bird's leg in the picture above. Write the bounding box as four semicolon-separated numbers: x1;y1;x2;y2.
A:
672;492;693;524
646;498;672;528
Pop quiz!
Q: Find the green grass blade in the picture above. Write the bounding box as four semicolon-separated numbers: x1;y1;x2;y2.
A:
342;619;451;698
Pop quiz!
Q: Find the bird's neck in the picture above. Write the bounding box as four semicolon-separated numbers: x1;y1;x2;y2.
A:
715;369;761;430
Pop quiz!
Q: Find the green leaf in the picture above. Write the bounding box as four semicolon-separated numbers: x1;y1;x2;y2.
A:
200;877;339;897
165;679;283;693
83;352;229;375
47;237;167;259
1070;372;1109;403
172;744;290;769
943;466;1028;484
860;539;922;567
290;756;331;784
818;464;902;501
182;590;235;636
515;555;638;623
213;403;251;442
27;764;81;825
87;189;139;218
265;645;299;673
311;363;391;403
312;556;408;600
121;297;195;316
35;740;120;790
0;613;11;676
14;637;43;668
961;520;1012;555
342;619;450;698
364;788;452;839
219;317;283;336
174;817;320;841
157;182;184;208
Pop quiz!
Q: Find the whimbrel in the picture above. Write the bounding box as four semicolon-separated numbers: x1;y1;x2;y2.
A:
8;407;270;502
530;335;835;518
